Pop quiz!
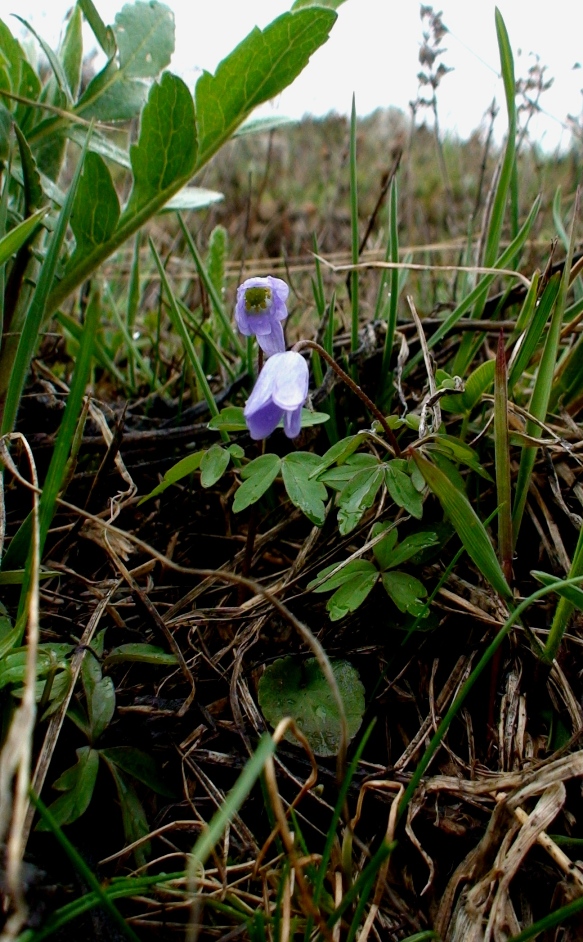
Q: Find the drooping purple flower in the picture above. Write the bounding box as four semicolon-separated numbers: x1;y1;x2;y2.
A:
244;351;309;440
235;276;289;356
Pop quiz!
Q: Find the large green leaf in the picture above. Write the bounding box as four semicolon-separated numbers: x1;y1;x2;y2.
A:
195;7;337;164
124;71;197;218
412;452;512;600
67;151;120;269
75;0;175;121
258;656;365;756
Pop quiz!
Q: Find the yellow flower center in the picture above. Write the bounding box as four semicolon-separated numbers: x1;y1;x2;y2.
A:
245;286;271;313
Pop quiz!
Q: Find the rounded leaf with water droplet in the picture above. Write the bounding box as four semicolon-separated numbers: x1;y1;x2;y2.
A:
258;656;365;757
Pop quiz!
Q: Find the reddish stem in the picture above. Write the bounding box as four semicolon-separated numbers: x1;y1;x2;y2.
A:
292;339;401;455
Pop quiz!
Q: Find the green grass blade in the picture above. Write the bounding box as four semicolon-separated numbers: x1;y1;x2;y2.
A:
187;732;277;870
450;8;517;376
412;451;512;600
403;197;540;379
507;272;558;394
149;239;226;435
0;206;48;269
544;525;583;662
494;331;513;584
126;232;141;389
177;213;244;358
513;192;579;540
1;132;91;432
507;889;583;941
397;574;583;824
349;94;359;357
378;176;399;403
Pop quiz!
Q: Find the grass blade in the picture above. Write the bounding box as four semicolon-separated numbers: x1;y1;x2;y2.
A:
494;331;513;583
513;190;579;541
403;196;540;378
178;213;244;358
349;94;359;357
1;132;91;432
149;238;226;435
412;451;512;600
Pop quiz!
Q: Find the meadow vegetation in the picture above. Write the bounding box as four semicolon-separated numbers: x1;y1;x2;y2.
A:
0;1;583;940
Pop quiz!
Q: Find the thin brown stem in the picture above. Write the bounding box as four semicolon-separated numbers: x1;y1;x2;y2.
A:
292;339;401;456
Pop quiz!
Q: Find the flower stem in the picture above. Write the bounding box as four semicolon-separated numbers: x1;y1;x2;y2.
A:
292;339;401;455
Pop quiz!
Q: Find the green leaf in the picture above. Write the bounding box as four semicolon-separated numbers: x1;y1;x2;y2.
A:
425;435;493;480
0;206;47;267
99;746;175;797
195;7;337;164
381;571;427;615
299;409;329;427
532;570;583;613
381;531;440;571
103;761;150;866
137;450;204;504
370;523;398;571
308;559;378;593
412;452;512;600
385;463;423;519
200;445;231;488
318;453;378;491
37;747;99;829
124;72;196;219
281;452;327;526
82;652;115;742
258;656;365;757
61;3;83;100
76;0;175;121
232;453;281;513
337;465;383;535
103;643;177;667
79;0;115;56
312;433;366;477
325;566;379;621
67;152;120;270
14;124;43;212
441;359;495;413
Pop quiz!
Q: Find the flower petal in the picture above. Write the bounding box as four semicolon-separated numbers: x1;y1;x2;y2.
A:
284;406;303;439
272;351;309;409
256;320;286;356
245;400;283;440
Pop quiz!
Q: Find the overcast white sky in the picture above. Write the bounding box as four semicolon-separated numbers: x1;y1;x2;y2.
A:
2;0;582;150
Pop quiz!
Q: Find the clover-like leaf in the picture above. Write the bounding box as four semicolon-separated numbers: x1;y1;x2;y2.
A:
282;452;327;526
258;656;365;757
200;445;231;488
385;462;423;519
232;453;281;513
337;465;384;535
381;571;428;615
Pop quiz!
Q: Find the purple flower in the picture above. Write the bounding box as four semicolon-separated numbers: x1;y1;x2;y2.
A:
235;276;289;356
244;351;309;440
